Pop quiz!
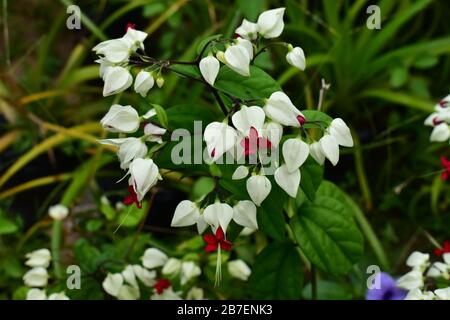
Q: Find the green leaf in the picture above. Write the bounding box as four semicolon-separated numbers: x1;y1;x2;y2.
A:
389;66;408;88
74;239;102;273
152;104;169;129
413;54;438;69
196;34;223;55
166;103;217;131
290;181;363;276
237;0;265;21
214;65;281;100
0;218;18;235
249;242;303;299
301;110;333;128
299;158;324;201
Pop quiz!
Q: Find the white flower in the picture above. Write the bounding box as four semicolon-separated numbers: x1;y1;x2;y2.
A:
232;165;249;180
199;55;220;86
100;137;147;170
93;38;131;64
102;66;133;96
274;164;300;198
309;141;325;165
25;248;51;268
204;122;237;161
319;134;339;166
262;121;283;147
141;248;168;269
329;118;353;147
102;273;124;297
263;91;304;127
235;19;259;40
95;58;114;79
48;291;70;300
128;158;160;201
48;204;69;221
232;105;265;136
23;267;49;287
180;261;201;285
117;284;140;300
426;262;448;278
405;288;435;300
144;123;166;144
257;7;285;39
406;251;429;269
100;104;140;133
123;28;147;51
26;288;47;300
444;253;450;264
186;287;204;300
434;287;450;300
122;265;138;288
196;215;208;234
233;200;258;230
246;174;271;206
171;200;200;227
134;71;154;97
131;265;156;287
286;46;306;71
236;37;254;60
430;123;450;142
162;258;182;276
396;270;423;290
282;138;309;172
224;44;251;76
203;202;233;234
228;259;251;281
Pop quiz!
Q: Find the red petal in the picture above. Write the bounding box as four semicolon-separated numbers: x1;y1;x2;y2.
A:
249;127;259;140
126;22;136;31
434;248;443;257
211;148;216;158
441;171;448;181
203;233;218;245
443;240;450;253
215;227;225;241
204;244;218;252
257;137;272;149
220;239;232;251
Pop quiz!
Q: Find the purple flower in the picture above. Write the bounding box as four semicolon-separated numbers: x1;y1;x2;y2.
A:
366;272;407;300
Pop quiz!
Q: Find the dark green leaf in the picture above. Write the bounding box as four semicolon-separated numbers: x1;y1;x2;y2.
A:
214;65;281;100
249;242;303;299
290;181;363;276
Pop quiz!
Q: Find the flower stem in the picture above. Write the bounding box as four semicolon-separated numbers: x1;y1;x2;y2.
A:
51;220;63;279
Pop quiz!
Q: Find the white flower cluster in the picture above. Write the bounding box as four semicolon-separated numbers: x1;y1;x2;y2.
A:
424;94;450;142
23;248;69;300
397;251;450;300
201;97;353;209
198;7;306;87
93;26;169;207
102;247;203;300
93;27;163;97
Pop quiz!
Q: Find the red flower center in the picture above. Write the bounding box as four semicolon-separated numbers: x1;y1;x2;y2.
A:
434;240;450;257
240;127;272;156
153;279;171;294
126;22;136;31
203;227;232;253
433;117;443;126
440;156;450;181
440;100;448;108
123;185;142;208
297;115;306;126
